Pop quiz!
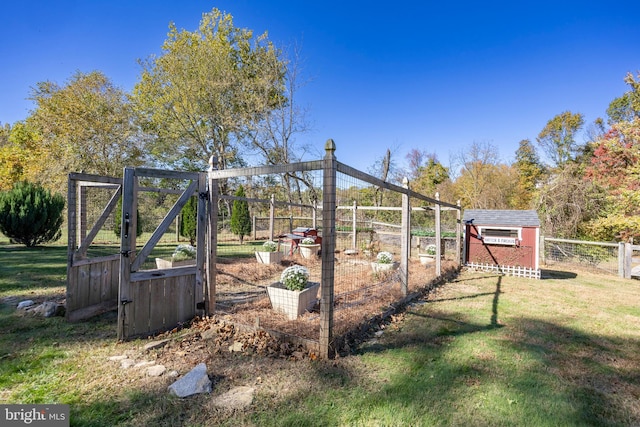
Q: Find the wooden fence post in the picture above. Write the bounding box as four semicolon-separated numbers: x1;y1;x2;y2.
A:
618;242;625;278
352;200;358;251
400;177;410;297
435;192;442;276
456;199;461;266
625;242;632;279
207;156;219;315
269;194;275;241
320;139;337;359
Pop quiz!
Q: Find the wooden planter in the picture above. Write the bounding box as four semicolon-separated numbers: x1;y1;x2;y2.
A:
299;244;320;259
266;282;320;320
418;254;436;265
255;251;283;264
155;258;196;269
370;262;400;273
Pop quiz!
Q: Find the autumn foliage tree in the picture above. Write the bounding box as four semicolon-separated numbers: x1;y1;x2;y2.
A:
583;119;640;241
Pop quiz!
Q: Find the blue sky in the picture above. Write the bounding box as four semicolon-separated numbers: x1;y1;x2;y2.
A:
1;1;639;172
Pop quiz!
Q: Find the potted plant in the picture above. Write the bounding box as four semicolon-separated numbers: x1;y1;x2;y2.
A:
155;244;197;269
298;237;320;259
255;240;283;264
371;251;399;273
266;265;320;320
419;244;437;264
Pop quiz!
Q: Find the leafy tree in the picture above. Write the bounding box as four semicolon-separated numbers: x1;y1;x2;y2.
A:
583;119;640;240
230;185;251;244
452;141;516;209
243;46;316;205
405;149;449;197
179;196;198;245
512;139;544;209
0;181;65;247
0;122;43;191
133;8;286;174
536;163;604;238
28;71;144;193
537;111;584;167
606;72;640;125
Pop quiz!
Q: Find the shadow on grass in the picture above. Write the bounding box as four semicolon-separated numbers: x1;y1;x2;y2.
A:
541;269;578;279
295;274;640;426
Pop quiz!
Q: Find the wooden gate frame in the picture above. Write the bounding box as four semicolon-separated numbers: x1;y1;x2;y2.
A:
117;167;207;340
66;173;122;322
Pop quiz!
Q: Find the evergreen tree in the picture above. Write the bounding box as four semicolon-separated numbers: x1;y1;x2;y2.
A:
230;185;251;244
180;196;198;245
0;181;65;247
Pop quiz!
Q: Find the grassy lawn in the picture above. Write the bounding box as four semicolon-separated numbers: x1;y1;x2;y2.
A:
1;239;639;426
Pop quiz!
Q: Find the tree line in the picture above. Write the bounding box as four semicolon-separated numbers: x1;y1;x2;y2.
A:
1;7;639;242
397;71;640;241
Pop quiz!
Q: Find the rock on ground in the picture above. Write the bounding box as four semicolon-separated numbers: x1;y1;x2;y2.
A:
168;363;212;398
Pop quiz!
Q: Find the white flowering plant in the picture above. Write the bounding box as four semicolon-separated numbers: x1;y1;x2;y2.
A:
425;244;437;256
280;265;310;291
172;244;196;261
261;241;278;252
376;251;394;264
301;237;316;245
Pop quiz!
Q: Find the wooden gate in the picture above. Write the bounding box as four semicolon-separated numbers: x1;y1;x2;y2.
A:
117;167;207;340
66;173;122;322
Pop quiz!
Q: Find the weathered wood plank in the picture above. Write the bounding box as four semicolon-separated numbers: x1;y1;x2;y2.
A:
149;278;165;332
208;160;322;179
66;300;118;322
118;167;136;340
133;280;151;336
88;263;102;306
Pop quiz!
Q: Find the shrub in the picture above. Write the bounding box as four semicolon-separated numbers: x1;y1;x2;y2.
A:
0;181;65;247
172;244;196;261
280;265;309;291
261;241;278;252
376;251;394;264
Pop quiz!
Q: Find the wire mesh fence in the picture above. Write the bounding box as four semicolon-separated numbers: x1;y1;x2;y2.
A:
542;237;619;276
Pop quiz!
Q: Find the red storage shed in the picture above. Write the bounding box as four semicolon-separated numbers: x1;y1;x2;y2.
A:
463;209;541;278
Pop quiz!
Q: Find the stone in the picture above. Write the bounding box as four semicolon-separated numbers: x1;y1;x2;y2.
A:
17;300;35;310
120;359;136;369
147;365;167;377
32;301;64;317
143;339;169;352
229;341;243;352
108;355;128;361
134;360;155;368
211;386;255;409
168;363;212;398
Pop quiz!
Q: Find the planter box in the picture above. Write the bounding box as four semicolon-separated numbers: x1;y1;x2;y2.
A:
255;251;283;264
155;258;196;269
267;282;320;320
418;254;436;265
370;262;400;273
299;244;320;259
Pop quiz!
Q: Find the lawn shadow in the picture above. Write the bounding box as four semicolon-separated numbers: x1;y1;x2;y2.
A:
541;269;578;279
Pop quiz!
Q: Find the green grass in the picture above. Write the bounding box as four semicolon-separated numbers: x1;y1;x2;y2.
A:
1;239;639;426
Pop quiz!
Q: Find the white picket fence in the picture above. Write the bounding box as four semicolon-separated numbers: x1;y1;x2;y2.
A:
466;262;541;279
